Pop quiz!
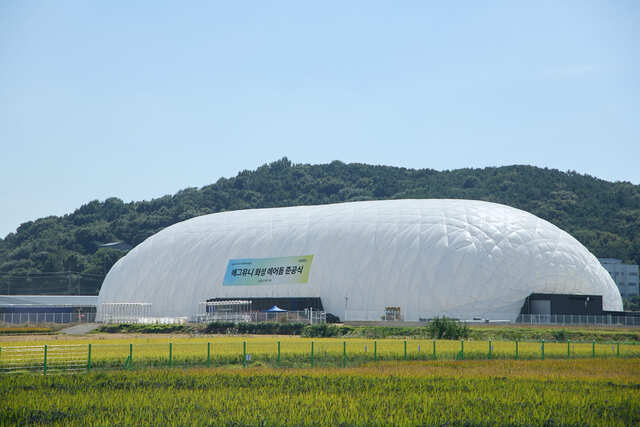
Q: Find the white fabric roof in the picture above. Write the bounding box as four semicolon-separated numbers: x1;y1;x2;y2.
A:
98;199;622;320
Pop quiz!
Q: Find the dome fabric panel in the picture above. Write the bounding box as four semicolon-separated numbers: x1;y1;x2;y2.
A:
97;199;622;321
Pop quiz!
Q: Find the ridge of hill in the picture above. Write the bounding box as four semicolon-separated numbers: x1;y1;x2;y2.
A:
1;158;639;295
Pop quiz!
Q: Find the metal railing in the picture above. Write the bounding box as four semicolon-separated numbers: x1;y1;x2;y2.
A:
343;311;640;327
195;310;326;324
0;312;96;324
6;311;638;327
99;303;152;323
99;316;188;325
0;344;89;374
516;314;640;327
0;310;326;325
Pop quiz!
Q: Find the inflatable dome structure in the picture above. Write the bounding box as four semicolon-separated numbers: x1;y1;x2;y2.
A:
97;199;622;321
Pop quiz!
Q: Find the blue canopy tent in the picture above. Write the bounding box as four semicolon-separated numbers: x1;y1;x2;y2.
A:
265;305;287;321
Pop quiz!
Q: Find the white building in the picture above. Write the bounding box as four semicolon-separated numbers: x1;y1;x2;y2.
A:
598;258;639;299
97;199;623;322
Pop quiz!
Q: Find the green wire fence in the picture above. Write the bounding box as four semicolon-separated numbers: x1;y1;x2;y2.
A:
1;338;638;374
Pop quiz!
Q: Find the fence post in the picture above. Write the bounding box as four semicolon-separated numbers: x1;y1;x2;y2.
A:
311;341;314;367
169;343;173;368
87;344;92;371
207;342;211;368
243;341;246;367
129;343;133;369
488;340;492;360
592;341;595;358
541;340;544;360
404;340;407;360
515;340;519;360
567;340;571;358
343;341;346;368
433;340;436;360
374;341;377;362
43;345;47;375
277;341;280;365
617;342;620;358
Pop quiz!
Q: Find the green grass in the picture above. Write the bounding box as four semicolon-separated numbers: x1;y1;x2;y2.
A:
1;359;639;426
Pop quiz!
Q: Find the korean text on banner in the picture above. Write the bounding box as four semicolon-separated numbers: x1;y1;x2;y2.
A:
223;255;313;286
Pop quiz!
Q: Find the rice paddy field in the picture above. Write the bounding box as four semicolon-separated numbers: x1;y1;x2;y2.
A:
1;334;640;371
1;358;639;426
1;332;640;425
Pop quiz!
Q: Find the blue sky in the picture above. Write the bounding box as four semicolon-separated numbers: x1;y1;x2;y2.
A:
1;1;638;238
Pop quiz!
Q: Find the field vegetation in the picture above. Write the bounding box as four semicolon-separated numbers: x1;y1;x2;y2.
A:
1;359;639;425
90;320;640;342
2;334;639;372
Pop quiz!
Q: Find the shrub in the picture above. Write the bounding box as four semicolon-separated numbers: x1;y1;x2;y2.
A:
203;322;305;335
302;324;353;337
426;317;470;340
202;322;236;334
276;323;305;335
552;329;567;341
96;324;190;334
96;324;125;333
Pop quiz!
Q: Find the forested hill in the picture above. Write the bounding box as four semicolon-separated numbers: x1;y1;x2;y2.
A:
1;158;639;294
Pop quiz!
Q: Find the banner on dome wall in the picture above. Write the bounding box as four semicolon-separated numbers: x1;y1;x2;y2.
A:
223;255;314;286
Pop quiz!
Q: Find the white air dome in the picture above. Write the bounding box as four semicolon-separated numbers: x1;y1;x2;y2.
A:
97;199;622;321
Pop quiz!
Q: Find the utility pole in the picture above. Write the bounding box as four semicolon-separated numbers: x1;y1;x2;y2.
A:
344;296;349;322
